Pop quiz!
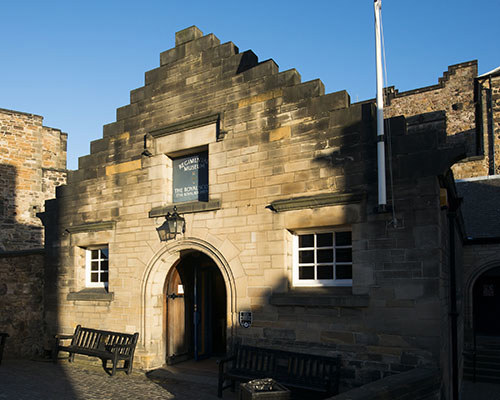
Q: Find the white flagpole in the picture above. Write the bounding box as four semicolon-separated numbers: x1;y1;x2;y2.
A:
374;0;387;211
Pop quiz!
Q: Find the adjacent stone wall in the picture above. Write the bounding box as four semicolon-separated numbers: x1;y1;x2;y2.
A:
0;251;45;358
384;61;485;179
0;108;67;251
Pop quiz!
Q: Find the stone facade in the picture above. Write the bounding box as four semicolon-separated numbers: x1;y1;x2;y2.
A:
42;27;464;394
0;108;67;250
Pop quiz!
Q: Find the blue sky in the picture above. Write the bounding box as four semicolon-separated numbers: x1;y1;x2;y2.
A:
1;0;498;170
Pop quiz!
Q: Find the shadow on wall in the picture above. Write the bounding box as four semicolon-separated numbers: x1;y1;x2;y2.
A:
0;164;44;251
0;163;47;358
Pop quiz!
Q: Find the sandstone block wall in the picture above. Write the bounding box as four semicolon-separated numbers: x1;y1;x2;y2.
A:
0;108;67;357
384;61;487;179
43;27;463;389
0;108;67;251
0;251;45;357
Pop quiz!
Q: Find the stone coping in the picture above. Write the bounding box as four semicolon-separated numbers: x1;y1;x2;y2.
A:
67;289;114;302
270;289;369;308
267;192;365;213
149;114;220;138
149;200;221;217
65;221;115;234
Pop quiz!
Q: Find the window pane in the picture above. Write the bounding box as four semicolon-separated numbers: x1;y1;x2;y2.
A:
317;233;333;247
317;249;333;263
299;266;314;280
299;250;314;264
100;248;109;259
101;272;109;283
91;249;99;259
336;231;352;246
336;248;352;262
298;234;314;248
91;272;99;282
101;261;108;271
336;265;352;279
317;265;334;280
91;261;99;271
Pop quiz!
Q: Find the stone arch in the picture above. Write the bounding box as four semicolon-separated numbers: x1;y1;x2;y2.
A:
465;260;500;333
139;235;242;368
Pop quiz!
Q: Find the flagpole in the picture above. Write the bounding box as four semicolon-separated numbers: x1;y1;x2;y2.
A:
374;0;387;212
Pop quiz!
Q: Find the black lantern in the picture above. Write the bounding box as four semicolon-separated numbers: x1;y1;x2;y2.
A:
156;206;186;241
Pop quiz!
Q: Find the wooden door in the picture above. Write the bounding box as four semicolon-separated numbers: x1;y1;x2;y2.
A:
167;266;188;364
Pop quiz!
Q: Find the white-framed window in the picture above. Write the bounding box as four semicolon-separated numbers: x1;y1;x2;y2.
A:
85;246;109;288
293;230;352;287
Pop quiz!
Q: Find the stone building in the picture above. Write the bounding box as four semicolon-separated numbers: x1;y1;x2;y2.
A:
0;107;67;356
41;26;467;397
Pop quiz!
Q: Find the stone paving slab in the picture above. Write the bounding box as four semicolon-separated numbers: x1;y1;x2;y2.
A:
0;359;236;399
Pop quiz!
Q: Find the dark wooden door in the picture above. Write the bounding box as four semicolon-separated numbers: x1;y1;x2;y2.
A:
167;266;188;364
194;267;213;360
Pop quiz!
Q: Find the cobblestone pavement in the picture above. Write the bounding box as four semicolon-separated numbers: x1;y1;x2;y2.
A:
0;358;237;400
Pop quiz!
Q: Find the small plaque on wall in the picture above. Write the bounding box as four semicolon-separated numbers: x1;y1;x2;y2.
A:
239;311;252;328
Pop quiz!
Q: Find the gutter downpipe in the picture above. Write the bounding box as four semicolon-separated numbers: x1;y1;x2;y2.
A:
448;207;459;400
489;75;495;175
374;0;387;212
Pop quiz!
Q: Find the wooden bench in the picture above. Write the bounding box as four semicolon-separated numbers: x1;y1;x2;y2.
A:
217;344;341;398
53;325;139;376
0;333;8;365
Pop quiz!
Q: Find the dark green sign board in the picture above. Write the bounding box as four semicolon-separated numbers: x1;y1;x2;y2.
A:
173;152;208;203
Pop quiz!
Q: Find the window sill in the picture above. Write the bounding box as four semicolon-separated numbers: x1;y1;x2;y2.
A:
270;288;369;308
67;288;114;302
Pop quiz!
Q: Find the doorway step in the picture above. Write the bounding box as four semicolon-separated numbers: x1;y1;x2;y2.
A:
464;337;500;383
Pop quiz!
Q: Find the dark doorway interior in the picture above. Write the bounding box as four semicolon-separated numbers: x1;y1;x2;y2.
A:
473;267;500;336
166;251;227;365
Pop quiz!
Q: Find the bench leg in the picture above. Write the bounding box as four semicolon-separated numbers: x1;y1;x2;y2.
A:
230;379;235;393
111;353;119;376
125;359;133;375
69;352;75;363
217;376;224;398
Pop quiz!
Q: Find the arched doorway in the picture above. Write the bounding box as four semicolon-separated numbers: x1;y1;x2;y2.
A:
473;266;500;336
165;250;227;364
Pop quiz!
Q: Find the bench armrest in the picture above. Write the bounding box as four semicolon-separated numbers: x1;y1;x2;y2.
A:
217;354;235;367
55;334;74;340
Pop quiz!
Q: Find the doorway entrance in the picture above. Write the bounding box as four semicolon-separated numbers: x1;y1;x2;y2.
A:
165;251;227;365
473;266;500;336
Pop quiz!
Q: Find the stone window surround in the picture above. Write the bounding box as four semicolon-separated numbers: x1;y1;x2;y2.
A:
268;192;368;307
66;221;115;302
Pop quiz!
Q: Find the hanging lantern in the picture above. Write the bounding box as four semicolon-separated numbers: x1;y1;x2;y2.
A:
156;206;185;241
